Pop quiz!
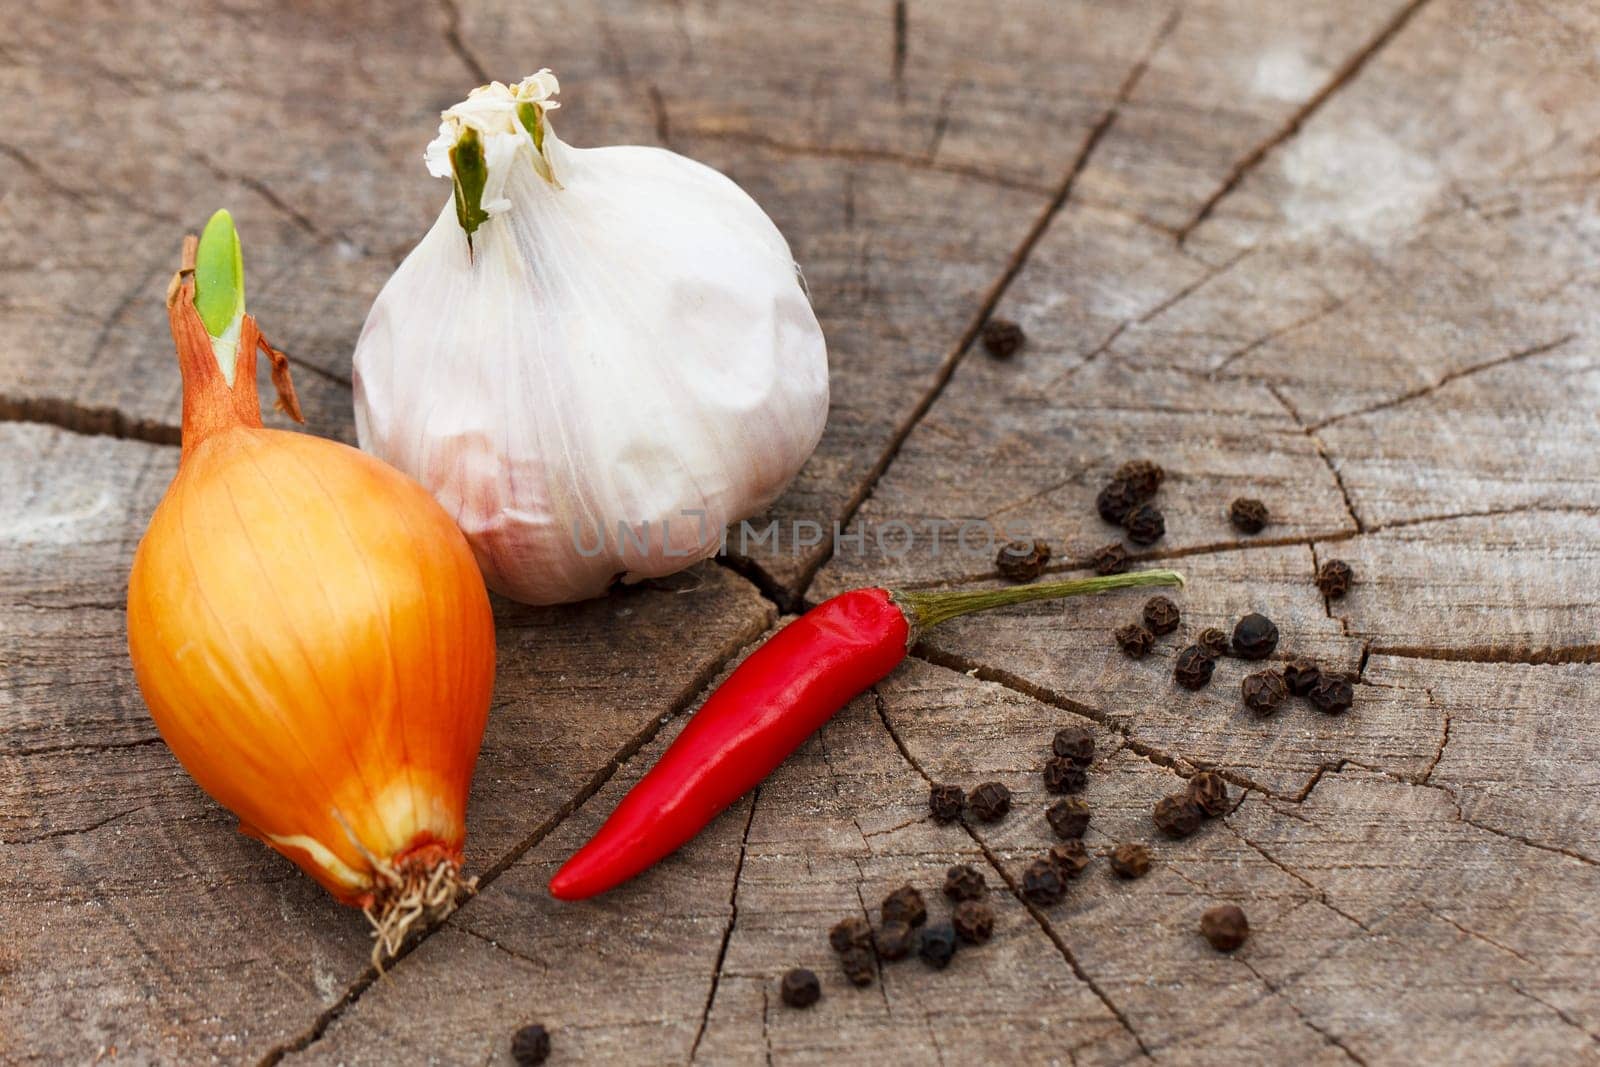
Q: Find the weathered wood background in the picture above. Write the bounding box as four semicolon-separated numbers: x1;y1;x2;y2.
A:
3;0;1598;1062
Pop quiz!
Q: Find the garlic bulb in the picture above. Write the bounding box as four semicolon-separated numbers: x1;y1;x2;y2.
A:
354;72;829;605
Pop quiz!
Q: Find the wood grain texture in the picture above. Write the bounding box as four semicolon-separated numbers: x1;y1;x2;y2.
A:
3;0;1599;1061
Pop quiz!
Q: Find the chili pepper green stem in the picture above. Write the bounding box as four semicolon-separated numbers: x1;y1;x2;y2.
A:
895;568;1186;635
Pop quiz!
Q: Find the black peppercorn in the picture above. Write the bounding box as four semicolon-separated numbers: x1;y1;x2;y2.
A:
1241;669;1288;714
951;900;995;944
1115;622;1156;658
1021;858;1066;905
1042;756;1088;794
1185;771;1230;818
839;945;876;987
1307;673;1355;714
511;1024;552;1066
1200;904;1249;951
943;864;988;902
1197;627;1229;659
780;967;822;1008
1143;595;1181;635
1115;459;1165;500
996;538;1051;582
1231;613;1279;660
1046;797;1091;839
1096;480;1140;525
1108;842;1151;879
918;921;959;969
1122;503;1166;546
876;920;917;961
1174;645;1216;689
1048;840;1091;879
1052;725;1095;765
928;782;965;823
881;885;927;928
1228;497;1269;534
981;317;1025;359
829;915;873;954
1153;794;1204;839
968;781;1012;822
1316;559;1355;599
1091;542;1129;575
1282;658;1322;696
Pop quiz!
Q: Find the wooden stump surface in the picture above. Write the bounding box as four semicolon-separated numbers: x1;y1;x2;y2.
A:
3;1;1599;1063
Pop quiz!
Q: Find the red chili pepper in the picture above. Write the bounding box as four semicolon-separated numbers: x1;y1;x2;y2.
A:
549;568;1184;900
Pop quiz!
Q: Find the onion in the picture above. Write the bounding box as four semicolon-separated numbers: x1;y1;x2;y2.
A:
127;212;497;957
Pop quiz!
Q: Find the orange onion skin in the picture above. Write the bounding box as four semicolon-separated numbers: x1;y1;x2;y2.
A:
127;250;495;908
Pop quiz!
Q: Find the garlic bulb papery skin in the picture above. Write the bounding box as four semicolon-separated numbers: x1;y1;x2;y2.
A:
354;72;829;605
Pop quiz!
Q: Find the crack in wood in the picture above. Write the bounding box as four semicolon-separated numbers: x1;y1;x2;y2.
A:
981;472;1079;525
0;394;182;447
1075;320;1128;371
871;690;1154;1056
12;736;164;759
861;815;927;840
1370;503;1600;532
594;10;636;90
1224;821;1372;933
1508;981;1600;1046
1419;903;1532;965
685;128;1053;195
688;787;760;1063
815;728;873;849
789;9;1181;601
1233;955;1370;1066
1307;538;1332;623
1369;643;1600;666
911;642;1276;798
0;142;181;224
715;553;805;615
4;805;143;846
648;85;671;147
1136;245;1256;327
850;869;895;1015
891;0;908;87
1267;382;1365;532
437;0;490;84
193;153;327;241
455;923;550;973
1311;333;1577;431
760;983;773;1066
1276;757;1600;866
11;596;130;612
924;79;958;161
86;261;168;368
922;1009;950;1067
1174;0;1436;245
1419;688;1449;784
277;350;353;390
1210;297;1347;377
1453;809;1600;868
